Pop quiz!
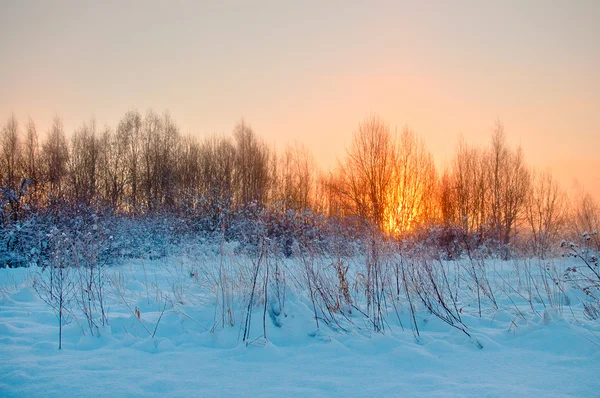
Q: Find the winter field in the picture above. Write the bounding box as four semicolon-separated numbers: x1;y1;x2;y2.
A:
2;238;600;397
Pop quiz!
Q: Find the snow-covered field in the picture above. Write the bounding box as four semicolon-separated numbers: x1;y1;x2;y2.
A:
1;248;599;397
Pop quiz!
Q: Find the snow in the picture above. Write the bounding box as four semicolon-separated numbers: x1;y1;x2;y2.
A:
1;253;600;397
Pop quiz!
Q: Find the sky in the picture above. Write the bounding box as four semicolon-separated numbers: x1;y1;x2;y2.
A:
1;0;599;199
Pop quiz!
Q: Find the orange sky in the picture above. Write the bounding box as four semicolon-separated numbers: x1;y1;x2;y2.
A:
1;1;599;200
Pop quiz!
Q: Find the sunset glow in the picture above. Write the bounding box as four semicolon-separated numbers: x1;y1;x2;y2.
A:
0;1;598;202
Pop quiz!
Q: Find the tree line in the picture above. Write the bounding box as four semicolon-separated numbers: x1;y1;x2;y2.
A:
0;110;312;219
1;111;598;254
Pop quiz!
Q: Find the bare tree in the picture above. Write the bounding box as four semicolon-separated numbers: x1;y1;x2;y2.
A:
336;115;396;231
197;135;236;229
69;119;101;206
160;112;180;209
571;191;600;251
438;170;455;227
0;114;22;191
18;117;41;211
443;123;530;247
139;110;180;210
389;126;437;234
316;171;346;218
487;122;509;238
41;117;69;204
485;122;531;244
23;118;39;185
448;137;487;235
96;125;126;210
524;170;567;257
141;110;163;210
233;120;270;207
33;229;77;349
177;134;202;212
277;143;316;210
116;110;143;212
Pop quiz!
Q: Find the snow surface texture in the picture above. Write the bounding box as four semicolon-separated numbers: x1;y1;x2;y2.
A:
1;251;600;397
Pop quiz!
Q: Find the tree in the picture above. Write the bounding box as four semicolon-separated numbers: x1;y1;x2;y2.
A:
524;170;567;257
198;135;236;229
447;137;487;235
115;110;143;212
33;228;77;349
233;120;270;207
69;119;100;206
571;191;600;251
389;126;437;234
41;117;69;204
160;112;180;209
141;110;162;210
444;123;530;246
177;134;202;212
336;115;396;231
438;170;455;228
277;143;315;211
23;118;39;186
0;114;22;191
485;122;530;244
316;171;345;218
139;110;180;210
